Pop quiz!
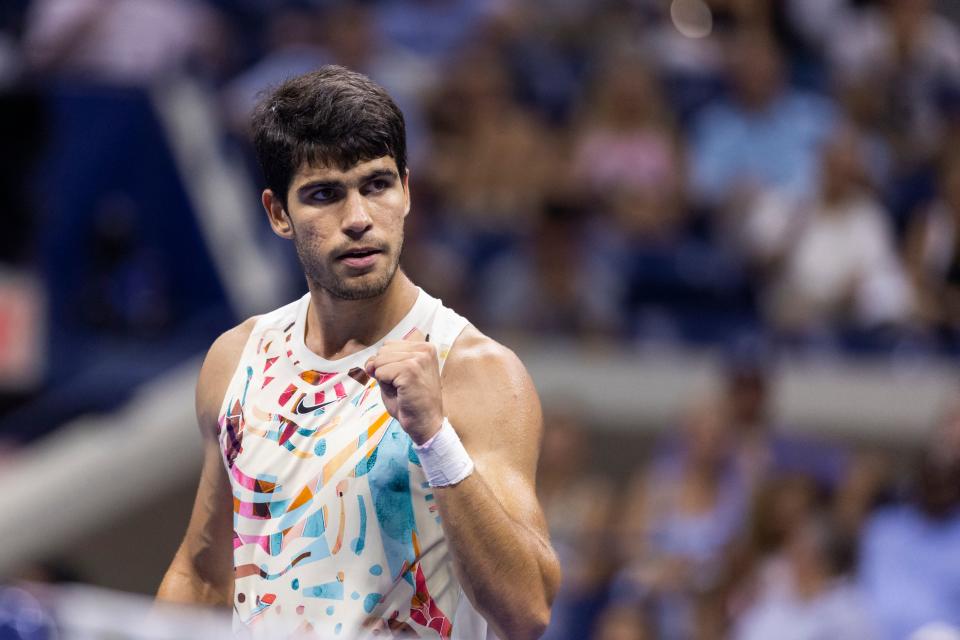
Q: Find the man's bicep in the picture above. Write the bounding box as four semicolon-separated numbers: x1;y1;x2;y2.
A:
158;435;234;604
182;437;234;568
445;343;547;533
159;320;253;602
185;321;256;575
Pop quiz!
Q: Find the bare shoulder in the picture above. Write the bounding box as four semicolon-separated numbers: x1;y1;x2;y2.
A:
442;326;542;464
442;325;531;390
195;316;260;438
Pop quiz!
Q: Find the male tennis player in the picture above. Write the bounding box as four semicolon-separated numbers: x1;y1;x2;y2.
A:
157;65;560;640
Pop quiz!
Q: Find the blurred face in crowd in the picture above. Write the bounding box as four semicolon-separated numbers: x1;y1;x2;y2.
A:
729;31;784;110
539;413;586;473
786;520;822;577
820;125;867;203
455;48;512;116
916;453;960;518
593;61;662;128
772;476;818;532
785;516;849;589
942;156;960;216
933;400;960;462
265;156;410;300
751;475;820;553
727;370;768;428
683;399;732;468
890;0;931;38
321;5;374;69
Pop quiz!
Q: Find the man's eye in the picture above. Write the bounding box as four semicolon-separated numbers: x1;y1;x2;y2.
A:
311;188;338;202
368;179;390;193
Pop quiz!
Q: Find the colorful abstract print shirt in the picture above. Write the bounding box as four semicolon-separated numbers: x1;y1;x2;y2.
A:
217;289;483;639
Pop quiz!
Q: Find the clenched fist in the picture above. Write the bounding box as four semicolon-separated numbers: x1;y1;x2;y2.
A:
364;329;444;445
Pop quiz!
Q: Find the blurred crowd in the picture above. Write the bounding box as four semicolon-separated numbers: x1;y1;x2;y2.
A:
539;359;960;639
1;0;960;638
3;0;960;352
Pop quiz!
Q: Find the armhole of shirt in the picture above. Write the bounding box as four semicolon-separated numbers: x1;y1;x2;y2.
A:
214;311;284;424
432;305;470;376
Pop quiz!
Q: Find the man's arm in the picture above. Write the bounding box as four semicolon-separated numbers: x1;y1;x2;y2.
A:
436;330;561;640
156;320;255;606
367;327;561;640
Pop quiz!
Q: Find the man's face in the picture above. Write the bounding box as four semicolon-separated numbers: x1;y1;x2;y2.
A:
275;156;409;300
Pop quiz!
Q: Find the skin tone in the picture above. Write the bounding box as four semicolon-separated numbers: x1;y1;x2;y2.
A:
156;156;560;639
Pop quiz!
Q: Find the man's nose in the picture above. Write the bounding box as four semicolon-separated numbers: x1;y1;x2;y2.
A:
342;190;373;236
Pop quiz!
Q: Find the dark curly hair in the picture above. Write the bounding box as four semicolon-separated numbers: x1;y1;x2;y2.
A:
251;65;407;208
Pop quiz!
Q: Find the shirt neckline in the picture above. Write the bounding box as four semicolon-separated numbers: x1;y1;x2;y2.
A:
290;287;432;371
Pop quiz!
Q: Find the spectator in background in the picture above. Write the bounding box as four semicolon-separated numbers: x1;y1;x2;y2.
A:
591;602;653;640
372;0;495;68
784;0;853;53
722;355;848;491
827;0;960;165
220;7;328;131
930;399;960;462
636;0;771;122
747;124;913;335
491;1;594;124
23;0;230;84
484;55;685;338
729;474;823;612
858;443;960;639
616;397;748;639
832;449;893;538
906;153;960;340
479;202;615;338
537;411;616;640
222;5;432;163
732;513;875;640
688;28;836;216
571;56;685;216
571;54;750;341
425;45;558;286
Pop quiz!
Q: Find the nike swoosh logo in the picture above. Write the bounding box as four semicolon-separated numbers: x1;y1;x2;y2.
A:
294;396;341;415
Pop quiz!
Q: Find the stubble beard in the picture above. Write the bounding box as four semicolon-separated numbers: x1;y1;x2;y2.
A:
294;234;403;301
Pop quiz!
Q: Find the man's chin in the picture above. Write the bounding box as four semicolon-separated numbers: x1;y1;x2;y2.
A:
322;273;395;301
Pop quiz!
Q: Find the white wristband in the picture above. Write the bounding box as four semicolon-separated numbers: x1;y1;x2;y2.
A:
413;418;474;487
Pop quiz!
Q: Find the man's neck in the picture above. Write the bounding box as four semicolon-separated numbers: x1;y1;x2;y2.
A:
303;272;419;361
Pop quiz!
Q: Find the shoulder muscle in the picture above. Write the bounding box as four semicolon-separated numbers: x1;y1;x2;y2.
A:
441;327;542;476
196;316;259;440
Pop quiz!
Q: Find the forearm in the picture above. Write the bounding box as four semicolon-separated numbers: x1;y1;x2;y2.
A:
436;471;559;640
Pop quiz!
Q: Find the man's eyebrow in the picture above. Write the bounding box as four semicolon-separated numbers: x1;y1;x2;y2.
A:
360;168;398;182
296;169;397;194
296;178;344;194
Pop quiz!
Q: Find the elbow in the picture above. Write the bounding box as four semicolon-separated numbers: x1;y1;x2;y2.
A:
485;591;553;640
478;549;561;640
522;548;561;638
509;567;561;640
506;604;551;640
524;606;552;640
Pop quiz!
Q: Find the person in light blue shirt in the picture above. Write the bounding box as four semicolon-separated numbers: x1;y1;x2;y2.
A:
689;28;837;211
857;451;960;639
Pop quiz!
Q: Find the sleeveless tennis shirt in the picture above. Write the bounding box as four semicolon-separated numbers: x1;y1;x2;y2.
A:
217;288;490;639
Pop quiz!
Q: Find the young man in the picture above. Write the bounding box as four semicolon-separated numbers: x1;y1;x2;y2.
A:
156;66;560;639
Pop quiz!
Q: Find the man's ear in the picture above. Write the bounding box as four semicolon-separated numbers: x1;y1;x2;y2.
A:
263;189;294;239
402;169;411;218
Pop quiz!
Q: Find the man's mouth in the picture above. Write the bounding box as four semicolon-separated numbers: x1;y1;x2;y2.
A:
337;247;383;268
